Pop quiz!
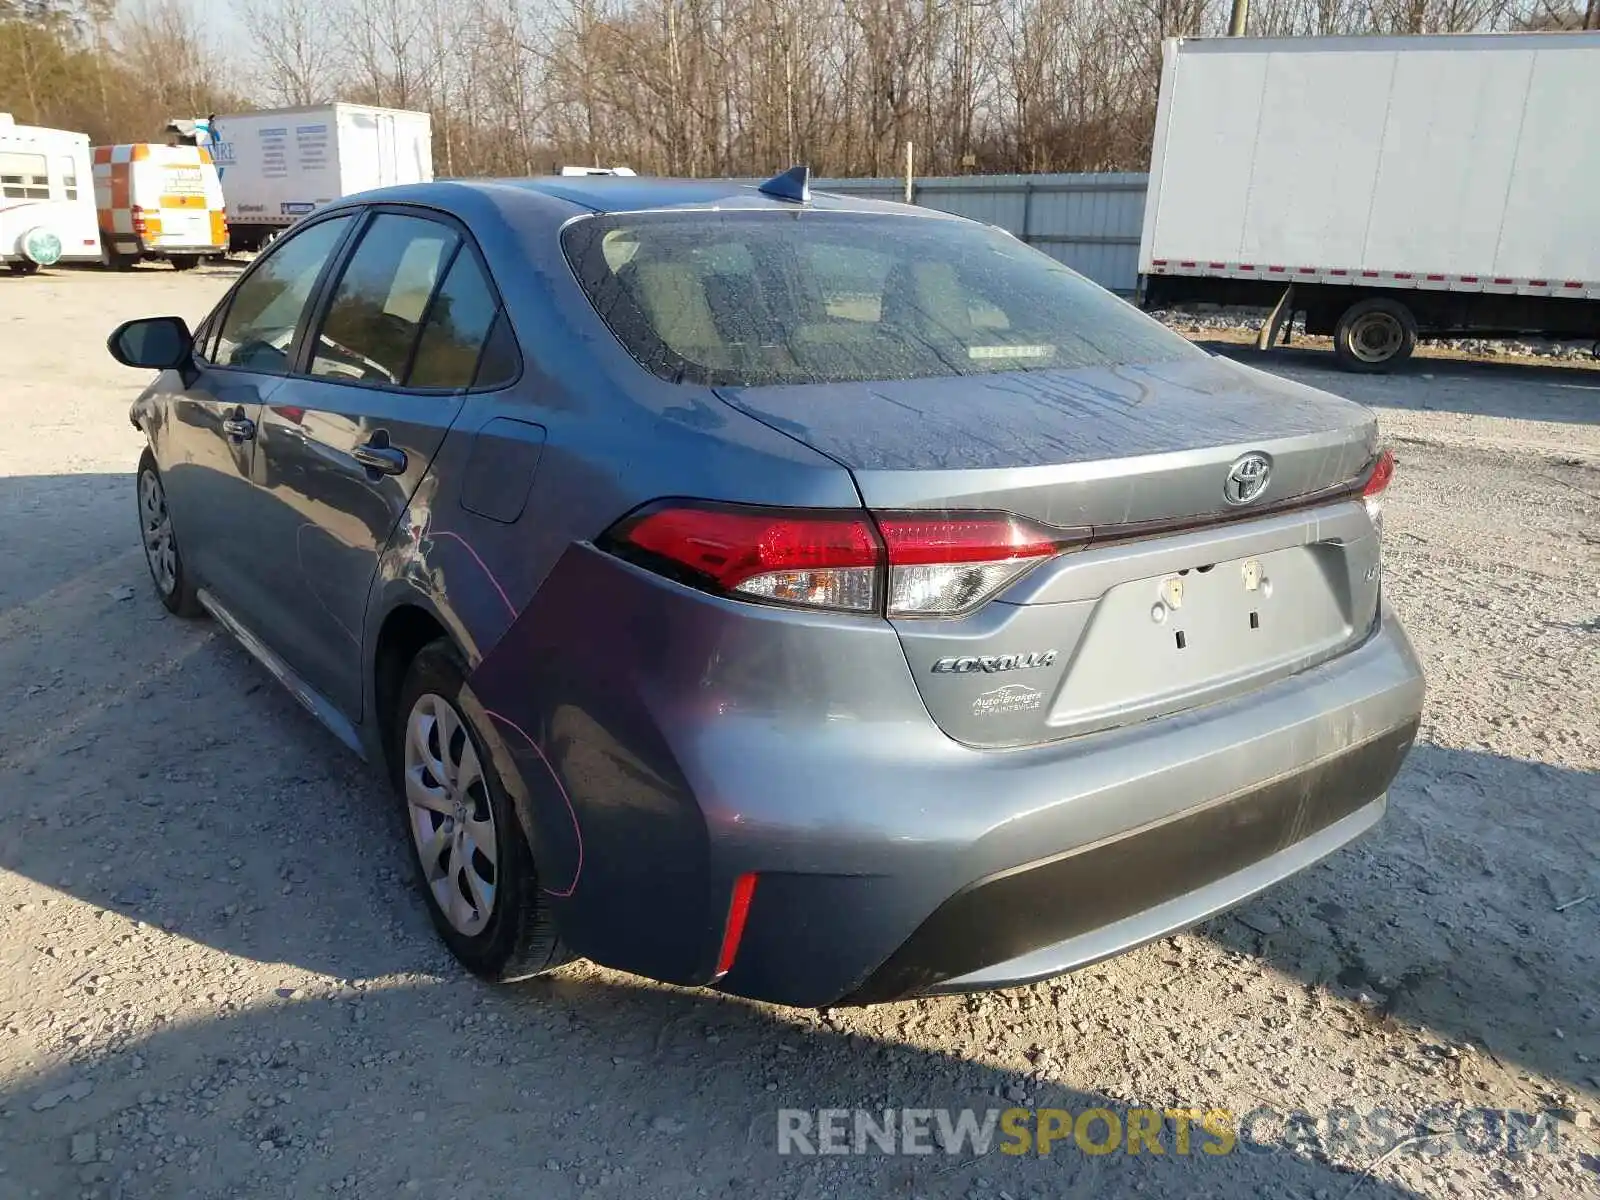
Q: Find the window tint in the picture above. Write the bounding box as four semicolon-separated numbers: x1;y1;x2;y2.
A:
563;212;1197;387
214;216;353;372
191;306;222;363
473;314;521;389
408;251;503;389
0;152;49;200
310;214;457;386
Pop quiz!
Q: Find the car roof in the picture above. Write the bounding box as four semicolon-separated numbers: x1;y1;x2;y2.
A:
412;175;960;220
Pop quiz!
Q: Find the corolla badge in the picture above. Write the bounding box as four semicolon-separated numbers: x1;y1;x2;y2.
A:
1224;452;1272;505
932;651;1057;674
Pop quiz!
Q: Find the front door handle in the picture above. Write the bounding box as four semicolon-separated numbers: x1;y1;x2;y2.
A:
222;415;256;440
353;441;408;476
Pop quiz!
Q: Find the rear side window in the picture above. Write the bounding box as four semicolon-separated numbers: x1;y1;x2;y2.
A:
562;211;1196;387
408;251;508;389
473;315;520;389
310;213;459;386
214;215;353;372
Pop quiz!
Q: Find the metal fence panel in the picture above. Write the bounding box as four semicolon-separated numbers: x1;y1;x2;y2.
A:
812;172;1149;295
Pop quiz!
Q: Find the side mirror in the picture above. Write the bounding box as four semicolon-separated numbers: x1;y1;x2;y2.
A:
107;316;193;370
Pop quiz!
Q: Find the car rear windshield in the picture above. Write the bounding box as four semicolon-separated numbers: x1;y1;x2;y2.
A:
561;209;1197;387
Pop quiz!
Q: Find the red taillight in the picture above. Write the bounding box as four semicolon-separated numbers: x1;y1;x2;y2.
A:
1361;448;1395;530
714;873;758;977
612;502;881;612
875;513;1061;565
876;511;1081;617
1361;448;1395;498
604;501;1075;617
130;205;147;235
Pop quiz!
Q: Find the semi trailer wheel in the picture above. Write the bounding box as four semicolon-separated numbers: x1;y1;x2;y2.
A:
1334;298;1417;372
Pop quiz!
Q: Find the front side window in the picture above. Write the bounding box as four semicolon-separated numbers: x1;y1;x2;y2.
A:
309;213;458;386
214;215;353;372
0;152;50;200
192;303;225;363
562;211;1198;387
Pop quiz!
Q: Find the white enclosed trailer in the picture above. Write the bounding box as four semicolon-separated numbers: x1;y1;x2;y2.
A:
0;114;99;272
1139;32;1600;370
201;104;433;251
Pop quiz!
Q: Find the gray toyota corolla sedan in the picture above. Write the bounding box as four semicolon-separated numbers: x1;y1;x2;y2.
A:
108;168;1424;1006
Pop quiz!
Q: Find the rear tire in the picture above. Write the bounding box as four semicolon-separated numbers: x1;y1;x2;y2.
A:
136;449;204;617
392;639;569;982
7;260;40;275
1334;298;1417;373
170;255;200;271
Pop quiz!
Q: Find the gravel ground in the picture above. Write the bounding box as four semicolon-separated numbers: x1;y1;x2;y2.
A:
1;266;1597;1200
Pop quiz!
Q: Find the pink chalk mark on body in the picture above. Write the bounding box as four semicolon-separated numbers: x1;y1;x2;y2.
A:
420;527;573;891
483;708;584;898
430;530;517;623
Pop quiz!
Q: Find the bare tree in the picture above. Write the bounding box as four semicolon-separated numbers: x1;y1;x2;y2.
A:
238;0;339;106
6;0;1566;176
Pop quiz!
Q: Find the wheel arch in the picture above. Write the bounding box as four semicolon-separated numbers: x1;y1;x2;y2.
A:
368;589;556;885
370;599;456;776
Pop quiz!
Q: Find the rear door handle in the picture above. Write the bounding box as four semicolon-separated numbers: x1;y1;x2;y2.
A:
353;442;408;476
222;415;255;440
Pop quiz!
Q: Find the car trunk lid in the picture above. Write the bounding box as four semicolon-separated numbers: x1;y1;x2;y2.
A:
715;355;1386;748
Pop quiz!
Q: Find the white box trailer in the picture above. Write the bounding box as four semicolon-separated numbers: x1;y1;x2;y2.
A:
1;114;99;272
202;104;433;251
1139;32;1600;370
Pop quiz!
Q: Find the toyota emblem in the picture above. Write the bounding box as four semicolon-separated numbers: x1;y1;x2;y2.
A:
1224;452;1272;505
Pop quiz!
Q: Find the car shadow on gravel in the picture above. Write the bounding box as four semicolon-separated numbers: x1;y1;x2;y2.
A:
1196;341;1600;426
1209;741;1600;1104
0;976;1436;1200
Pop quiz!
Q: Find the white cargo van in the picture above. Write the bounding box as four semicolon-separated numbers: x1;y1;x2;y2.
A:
0;113;99;273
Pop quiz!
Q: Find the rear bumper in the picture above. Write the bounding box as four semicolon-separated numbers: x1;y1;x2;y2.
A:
844;722;1410;1002
470;546;1425;1008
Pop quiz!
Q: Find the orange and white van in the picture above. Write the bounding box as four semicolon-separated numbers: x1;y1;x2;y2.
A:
91;143;227;270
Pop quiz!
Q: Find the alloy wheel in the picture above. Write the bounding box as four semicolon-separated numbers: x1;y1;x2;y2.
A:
403;693;498;936
138;467;178;596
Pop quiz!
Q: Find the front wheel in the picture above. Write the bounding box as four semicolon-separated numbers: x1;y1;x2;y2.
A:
393;640;569;982
1334;298;1417;372
136;450;204;617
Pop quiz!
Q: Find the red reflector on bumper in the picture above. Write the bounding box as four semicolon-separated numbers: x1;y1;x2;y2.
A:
715;873;758;976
